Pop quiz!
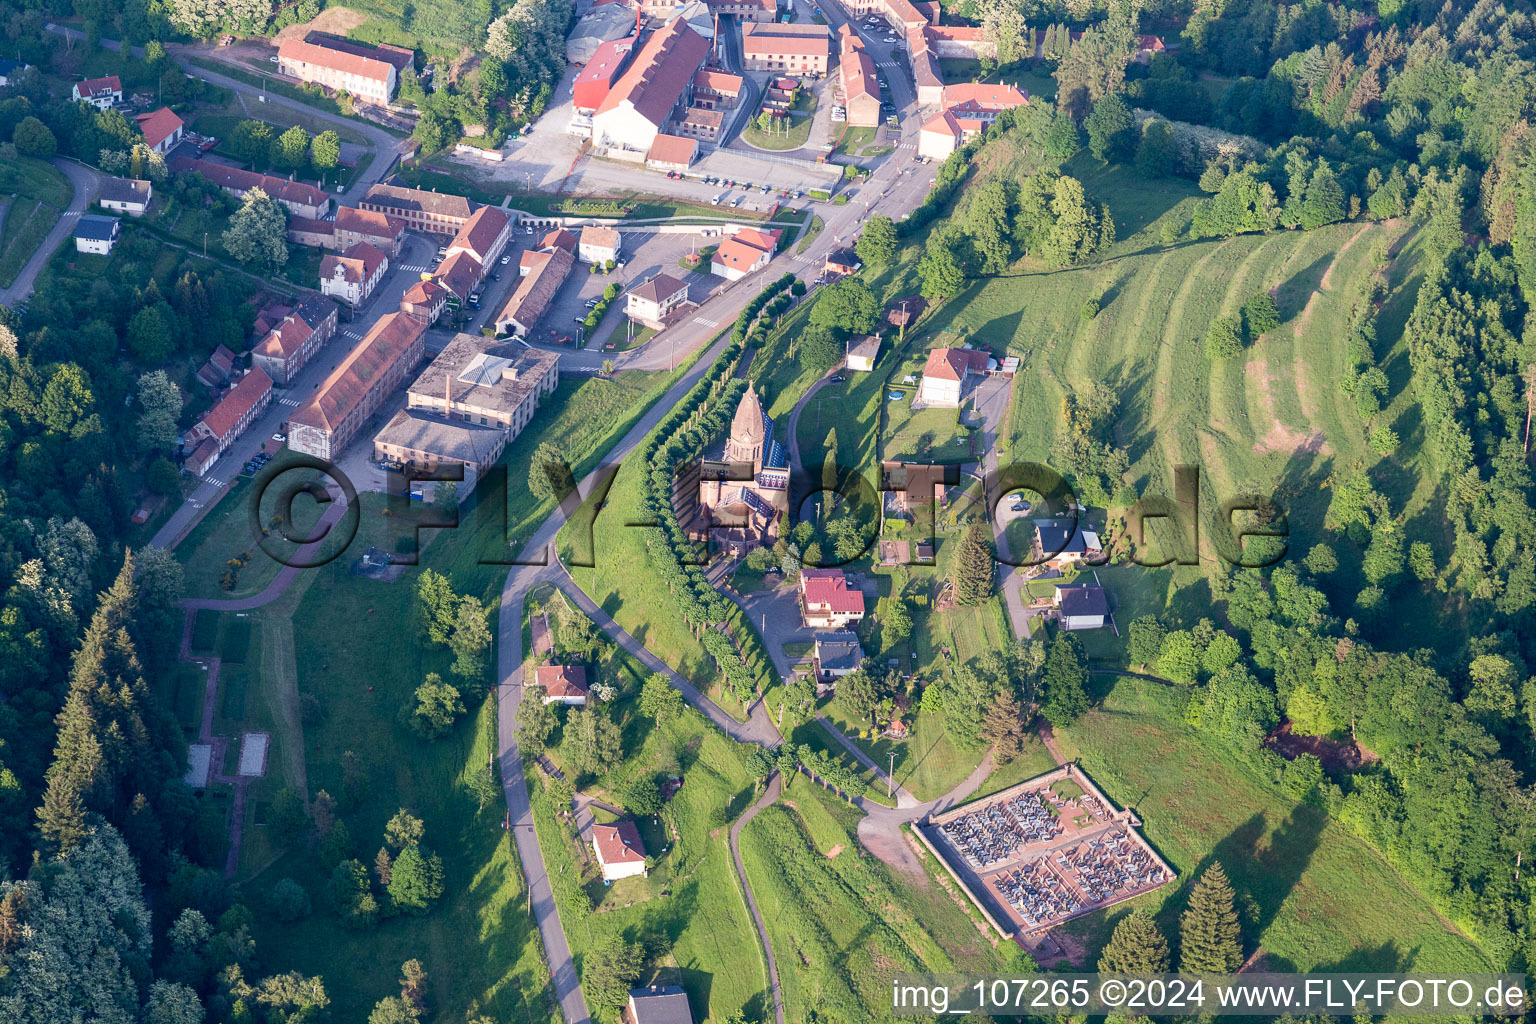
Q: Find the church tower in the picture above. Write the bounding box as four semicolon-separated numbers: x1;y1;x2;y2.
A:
726;383;770;470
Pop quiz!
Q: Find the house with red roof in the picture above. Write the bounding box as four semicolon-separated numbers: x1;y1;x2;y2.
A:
446;206;512;273
287;312;426;460
135;108;184;155
838;26;881;126
336;206;406;256
400;278;449;325
320;241;389;307
799;568;867;628
591;821;648;881
251;296;337;385
917;347;992;407
645;133;698;171
532;665;590;706
571;35;638;136
73;75;121;109
186;367;274;459
710;237;772;281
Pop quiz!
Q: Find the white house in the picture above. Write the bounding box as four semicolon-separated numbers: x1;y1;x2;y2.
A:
72;75;121;109
532;665;589;706
916;347;990;407
134;107;185;156
74;214;120;255
1054;582;1109;630
319;242;389;307
591;821;647;881
710;238;771;281
578;225;621;265
626;273;689;328
98;177;152;216
845;334;881;372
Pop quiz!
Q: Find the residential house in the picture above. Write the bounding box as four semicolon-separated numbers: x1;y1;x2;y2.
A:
710;237;771;280
135;108;184;155
185;367;274;455
627;987;695;1024
925;23;997;59
97;177;152;216
1034;519;1103;570
0;58;30;87
732;226;781;253
838;25;881;127
335;206;407;256
645;133;698;172
287;312;427;460
916;347;990;407
170;158;331;219
1054;582;1108;630
591;20;711;156
73;75;121;109
319;241;389;307
844;334;880;372
277;36;398;103
360;183;473;235
673;106;723;142
578;225;622;265
288;216;336;248
626;273;690;329
919;83;1029;160
741;22;831;74
195;344;238;388
882;460;954;513
799;568;866;628
496;245;576;336
399;278;450;325
824;247;860;276
251;296;338;385
536;228;578;257
692;69;744;108
812;631;863;691
528;665;590;706
706;0;775;22
184;437;220;477
74;214;120;255
445;206;512;273
591;821;647;881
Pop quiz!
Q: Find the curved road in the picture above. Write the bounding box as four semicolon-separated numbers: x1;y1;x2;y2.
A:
0;158;99;307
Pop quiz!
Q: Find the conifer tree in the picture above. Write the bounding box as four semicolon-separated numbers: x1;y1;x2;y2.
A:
952;521;995;605
1098;911;1171;973
1179;861;1244;972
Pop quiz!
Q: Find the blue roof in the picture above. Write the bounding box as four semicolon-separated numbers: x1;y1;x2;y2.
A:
74;214;119;241
763;438;788;471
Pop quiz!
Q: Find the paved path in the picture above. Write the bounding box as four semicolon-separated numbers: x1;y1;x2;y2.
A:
815;714;918;808
0;158;98;306
728;771;786;1024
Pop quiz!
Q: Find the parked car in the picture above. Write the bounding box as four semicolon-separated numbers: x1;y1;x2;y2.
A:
272;432;286;442
829;374;846;383
500;254;511;264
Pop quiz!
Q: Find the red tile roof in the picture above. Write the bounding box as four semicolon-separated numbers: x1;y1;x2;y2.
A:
712;238;770;273
255;315;314;360
923;347;989;382
135;107;183;149
290;313;424;431
646;133;698;166
449;206;509;262
580;225;621;251
800;569;866;616
303;33;415;71
336;205;405;240
694;68;744;95
402;278;447;305
941;82;1028;111
839;26;879;103
433;250;481;300
592;821;647;865
322;241;387;285
278;37;393;83
76;75;120;97
534;665;590;698
200;367;273;442
731;227;781;253
540;228;578;253
595;20;711;124
170;158;328;209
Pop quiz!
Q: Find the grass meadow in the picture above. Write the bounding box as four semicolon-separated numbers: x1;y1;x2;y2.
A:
1050;678;1490;975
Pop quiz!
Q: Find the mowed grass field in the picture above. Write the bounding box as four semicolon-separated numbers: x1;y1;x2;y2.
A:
740;779;1029;1024
1049;679;1489;974
524;706;769;1024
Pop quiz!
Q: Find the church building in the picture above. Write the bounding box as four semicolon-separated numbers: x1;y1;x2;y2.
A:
694;383;790;554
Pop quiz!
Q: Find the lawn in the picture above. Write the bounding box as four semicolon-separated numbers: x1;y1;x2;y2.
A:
739;779;1030;1024
0;198;53;288
0;155;74;208
795;215;824;253
743;112;815;151
523;700;769;1024
1047;678;1491;975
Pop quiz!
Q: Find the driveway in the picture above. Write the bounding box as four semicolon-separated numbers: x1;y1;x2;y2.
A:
0;158;99;307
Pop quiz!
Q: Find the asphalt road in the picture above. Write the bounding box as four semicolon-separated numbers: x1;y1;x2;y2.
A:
149;232;439;550
0;157;98;307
